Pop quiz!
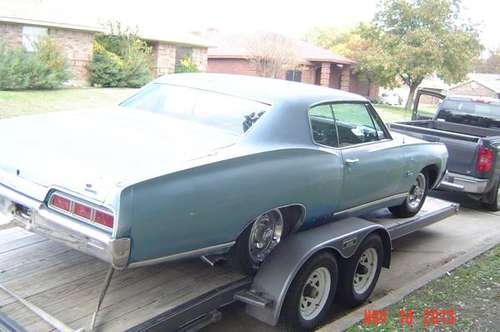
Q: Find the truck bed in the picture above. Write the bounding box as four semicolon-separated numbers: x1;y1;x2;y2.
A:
0;197;457;332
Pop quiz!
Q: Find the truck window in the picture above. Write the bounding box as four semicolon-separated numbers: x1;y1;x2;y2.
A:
437;100;500;129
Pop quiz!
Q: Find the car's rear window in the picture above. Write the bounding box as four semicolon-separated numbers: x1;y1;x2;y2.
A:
120;83;271;135
438;100;500;128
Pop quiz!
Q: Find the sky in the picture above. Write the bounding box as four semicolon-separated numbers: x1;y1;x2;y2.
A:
5;0;500;50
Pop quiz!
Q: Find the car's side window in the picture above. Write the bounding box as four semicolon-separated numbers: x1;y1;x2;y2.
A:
332;103;384;147
309;104;338;148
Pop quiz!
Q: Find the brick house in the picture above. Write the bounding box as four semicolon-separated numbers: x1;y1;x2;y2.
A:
449;73;500;99
206;33;379;100
0;15;208;86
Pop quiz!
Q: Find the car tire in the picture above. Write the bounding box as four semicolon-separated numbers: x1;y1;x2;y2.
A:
481;179;500;211
282;252;339;331
337;234;383;307
389;171;429;218
228;209;289;275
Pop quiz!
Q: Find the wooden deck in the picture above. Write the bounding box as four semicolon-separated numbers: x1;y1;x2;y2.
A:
0;227;243;332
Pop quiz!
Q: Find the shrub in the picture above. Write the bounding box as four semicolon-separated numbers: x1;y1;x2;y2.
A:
175;55;199;73
0;39;70;90
89;32;153;88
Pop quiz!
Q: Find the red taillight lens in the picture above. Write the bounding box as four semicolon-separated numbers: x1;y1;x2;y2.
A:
50;194;71;211
73;202;92;220
49;193;114;229
94;210;114;228
477;146;494;172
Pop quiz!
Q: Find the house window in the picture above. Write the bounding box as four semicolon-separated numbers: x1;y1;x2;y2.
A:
286;70;302;82
175;46;192;66
22;26;48;52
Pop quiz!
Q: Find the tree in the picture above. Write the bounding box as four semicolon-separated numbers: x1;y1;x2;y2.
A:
473;48;500;74
245;32;300;78
360;0;482;111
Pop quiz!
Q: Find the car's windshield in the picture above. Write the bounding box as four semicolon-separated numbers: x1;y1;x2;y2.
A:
120;83;270;135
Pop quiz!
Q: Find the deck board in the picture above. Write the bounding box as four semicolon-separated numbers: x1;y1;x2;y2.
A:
0;227;244;332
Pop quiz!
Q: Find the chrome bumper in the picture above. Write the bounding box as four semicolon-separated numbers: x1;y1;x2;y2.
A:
438;172;489;194
0;184;131;269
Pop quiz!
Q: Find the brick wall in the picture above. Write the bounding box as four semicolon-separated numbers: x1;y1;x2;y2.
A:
0;23;22;49
450;81;497;98
191;47;207;71
48;28;94;85
208;58;257;76
0;22;94;86
152;42;176;75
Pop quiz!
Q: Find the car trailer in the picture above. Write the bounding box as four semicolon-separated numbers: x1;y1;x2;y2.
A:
0;197;458;332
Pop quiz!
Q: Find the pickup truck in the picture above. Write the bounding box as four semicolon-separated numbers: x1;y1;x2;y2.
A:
389;89;500;211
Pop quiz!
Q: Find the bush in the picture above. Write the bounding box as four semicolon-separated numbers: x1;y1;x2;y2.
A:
0;39;70;90
89;33;153;88
175;55;199;73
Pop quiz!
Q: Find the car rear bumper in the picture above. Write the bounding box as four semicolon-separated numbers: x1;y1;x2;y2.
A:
438;172;489;194
0;184;131;269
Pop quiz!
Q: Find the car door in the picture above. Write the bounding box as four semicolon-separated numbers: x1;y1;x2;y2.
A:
332;102;407;211
412;89;445;120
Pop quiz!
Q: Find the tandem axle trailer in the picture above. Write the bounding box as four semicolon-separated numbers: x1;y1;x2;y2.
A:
0;197;458;332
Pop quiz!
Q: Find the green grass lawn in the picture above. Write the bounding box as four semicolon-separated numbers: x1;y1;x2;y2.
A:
347;244;500;331
0;88;138;119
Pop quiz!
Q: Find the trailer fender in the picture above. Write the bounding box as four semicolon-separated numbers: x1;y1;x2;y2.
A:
244;217;390;326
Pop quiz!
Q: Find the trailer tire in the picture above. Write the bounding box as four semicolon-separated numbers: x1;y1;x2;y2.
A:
337;234;383;307
282;252;339;331
389;171;428;218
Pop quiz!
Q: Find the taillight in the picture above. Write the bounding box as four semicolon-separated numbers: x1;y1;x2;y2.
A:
50;194;71;211
476;146;494;172
74;202;92;219
48;193;114;229
95;210;114;228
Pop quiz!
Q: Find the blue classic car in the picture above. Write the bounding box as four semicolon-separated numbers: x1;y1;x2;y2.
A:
0;74;447;274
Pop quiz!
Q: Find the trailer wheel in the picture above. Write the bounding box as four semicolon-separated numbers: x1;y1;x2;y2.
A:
337;234;383;307
282;252;338;331
389;171;428;218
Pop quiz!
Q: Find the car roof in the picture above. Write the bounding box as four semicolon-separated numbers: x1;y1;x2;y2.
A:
154;73;367;105
445;95;500;105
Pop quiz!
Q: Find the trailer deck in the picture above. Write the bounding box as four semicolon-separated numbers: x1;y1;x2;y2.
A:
0;197;458;332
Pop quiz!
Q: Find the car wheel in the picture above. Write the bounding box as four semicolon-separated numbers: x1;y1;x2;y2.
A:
389;171;428;218
337;234;383;307
229;209;286;275
282;252;339;331
481;179;500;211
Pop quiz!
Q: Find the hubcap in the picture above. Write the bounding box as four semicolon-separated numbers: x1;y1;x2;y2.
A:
407;173;426;210
353;248;378;295
248;210;284;263
299;267;331;321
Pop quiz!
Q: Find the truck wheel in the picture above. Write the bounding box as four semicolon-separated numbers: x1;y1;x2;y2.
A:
229;209;286;275
389;171;428;218
481;179;500;211
337;234;383;307
282;252;339;331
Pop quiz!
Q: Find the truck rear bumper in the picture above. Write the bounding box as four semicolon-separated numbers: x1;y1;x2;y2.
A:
0;184;131;269
438;172;489;194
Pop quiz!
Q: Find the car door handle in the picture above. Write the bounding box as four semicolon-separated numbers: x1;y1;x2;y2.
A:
344;158;359;166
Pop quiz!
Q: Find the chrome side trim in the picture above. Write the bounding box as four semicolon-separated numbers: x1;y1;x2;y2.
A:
334;193;408;217
128;241;236;268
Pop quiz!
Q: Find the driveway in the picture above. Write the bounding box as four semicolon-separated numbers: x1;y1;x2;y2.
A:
204;191;500;331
